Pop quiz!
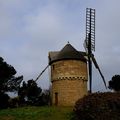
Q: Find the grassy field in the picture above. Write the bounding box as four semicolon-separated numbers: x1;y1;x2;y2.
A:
0;106;73;120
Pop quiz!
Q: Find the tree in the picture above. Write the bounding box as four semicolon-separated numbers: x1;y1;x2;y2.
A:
18;81;27;104
40;89;50;105
27;80;42;101
0;57;23;93
109;75;120;91
18;80;42;105
0;56;23;109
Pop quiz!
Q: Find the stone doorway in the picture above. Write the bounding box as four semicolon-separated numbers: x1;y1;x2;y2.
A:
55;92;58;106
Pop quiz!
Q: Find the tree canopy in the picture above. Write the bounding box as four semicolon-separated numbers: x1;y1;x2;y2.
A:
0;56;50;108
109;75;120;91
0;56;23;109
0;57;23;93
18;80;51;106
18;80;42;105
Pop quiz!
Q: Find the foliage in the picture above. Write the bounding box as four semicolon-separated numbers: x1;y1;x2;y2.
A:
0;92;10;109
6;76;23;91
27;80;42;101
41;89;51;105
34;89;51;106
109;75;120;91
18;81;27;105
0;57;23;92
18;80;43;106
0;56;23;109
8;80;51;108
0;106;73;120
73;92;120;120
9;97;20;108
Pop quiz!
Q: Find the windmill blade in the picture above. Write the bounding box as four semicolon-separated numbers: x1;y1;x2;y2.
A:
35;64;49;82
91;55;107;89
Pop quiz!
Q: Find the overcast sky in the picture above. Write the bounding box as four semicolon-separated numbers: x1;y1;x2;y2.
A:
0;0;120;92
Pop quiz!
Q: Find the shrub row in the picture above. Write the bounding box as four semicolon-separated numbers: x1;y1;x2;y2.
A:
73;92;120;120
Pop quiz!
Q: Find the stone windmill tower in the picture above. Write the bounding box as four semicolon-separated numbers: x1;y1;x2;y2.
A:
49;43;88;106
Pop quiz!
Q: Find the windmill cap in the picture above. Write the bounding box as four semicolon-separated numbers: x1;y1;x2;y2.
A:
49;43;87;64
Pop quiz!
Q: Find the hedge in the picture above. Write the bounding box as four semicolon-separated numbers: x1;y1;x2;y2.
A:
73;92;120;120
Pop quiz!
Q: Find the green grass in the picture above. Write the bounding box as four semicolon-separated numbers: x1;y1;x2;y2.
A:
0;106;73;120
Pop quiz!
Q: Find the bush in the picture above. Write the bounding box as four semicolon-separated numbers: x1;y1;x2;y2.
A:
73;92;120;120
9;97;21;108
0;92;10;109
109;75;120;91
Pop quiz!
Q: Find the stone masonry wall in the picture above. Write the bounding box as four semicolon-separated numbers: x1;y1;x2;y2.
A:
51;60;88;106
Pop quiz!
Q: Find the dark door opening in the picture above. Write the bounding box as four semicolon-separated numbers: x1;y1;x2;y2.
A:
55;92;58;106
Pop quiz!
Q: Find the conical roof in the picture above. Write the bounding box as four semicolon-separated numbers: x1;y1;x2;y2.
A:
56;43;85;61
49;43;86;64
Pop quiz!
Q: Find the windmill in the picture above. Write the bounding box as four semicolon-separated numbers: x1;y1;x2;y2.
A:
34;8;107;94
84;8;107;93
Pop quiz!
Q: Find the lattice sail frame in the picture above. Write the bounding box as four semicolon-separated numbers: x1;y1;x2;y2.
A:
84;8;95;52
